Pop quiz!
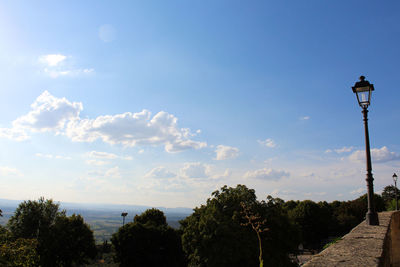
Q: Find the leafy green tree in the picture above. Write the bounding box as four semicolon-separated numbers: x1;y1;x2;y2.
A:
7;197;96;267
382;185;399;203
134;208;167;227
180;185;298;267
112;208;184;267
8;197;63;239
288;200;326;248
43;214;97;266
0;238;39;267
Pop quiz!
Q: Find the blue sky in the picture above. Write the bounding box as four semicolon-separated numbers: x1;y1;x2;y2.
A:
0;1;399;208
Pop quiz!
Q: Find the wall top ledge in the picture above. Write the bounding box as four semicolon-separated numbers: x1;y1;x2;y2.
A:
303;211;399;267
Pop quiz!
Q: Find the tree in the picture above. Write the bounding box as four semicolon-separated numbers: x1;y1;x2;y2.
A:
241;202;269;267
44;214;97;266
112;208;185;267
8;197;63;239
180;185;298;267
0;224;39;267
134;208;167;227
382;185;400;203
7;197;96;267
0;238;39;267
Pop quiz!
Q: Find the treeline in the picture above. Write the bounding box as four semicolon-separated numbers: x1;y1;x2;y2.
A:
0;184;398;266
0;197;96;266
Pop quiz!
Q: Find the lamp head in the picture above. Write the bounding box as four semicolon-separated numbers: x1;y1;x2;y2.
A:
352;76;374;108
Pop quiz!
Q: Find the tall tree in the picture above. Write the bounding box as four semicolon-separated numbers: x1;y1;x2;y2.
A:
180;185;298;267
382;185;400;203
112;208;185;267
7;197;96;267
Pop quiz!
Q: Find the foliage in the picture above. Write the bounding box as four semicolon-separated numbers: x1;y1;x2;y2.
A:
7;197;96;267
134;208;167;227
112;208;184;267
382;185;400;203
288;200;330;248
8;198;63;239
386;199;400;211
180;185;298;267
0;238;39;267
322;237;341;250
44;214;97;266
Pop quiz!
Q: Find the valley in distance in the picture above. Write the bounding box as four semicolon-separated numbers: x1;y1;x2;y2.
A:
0;198;192;243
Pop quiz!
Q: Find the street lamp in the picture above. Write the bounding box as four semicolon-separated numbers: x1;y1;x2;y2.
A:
393;173;398;211
121;212;128;226
352;76;379;225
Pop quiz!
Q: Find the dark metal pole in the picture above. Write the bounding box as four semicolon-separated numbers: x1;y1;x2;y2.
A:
395;179;398;211
362;107;379;225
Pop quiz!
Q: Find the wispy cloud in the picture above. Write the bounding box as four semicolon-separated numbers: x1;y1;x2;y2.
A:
0;166;23;177
144;166;176;179
350;188;365;195
300;116;310;121
214;145;239;160
349;146;400;163
180;162;211;179
258;138;276;148
39;54;94;78
86;160;110;166
35;153;71;160
244;168;289;180
325;146;354;154
39;54;66;66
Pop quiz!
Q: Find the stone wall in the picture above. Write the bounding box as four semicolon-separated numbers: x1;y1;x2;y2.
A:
303;211;400;267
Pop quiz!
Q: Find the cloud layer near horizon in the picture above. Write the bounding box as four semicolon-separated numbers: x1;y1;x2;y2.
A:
0;91;206;153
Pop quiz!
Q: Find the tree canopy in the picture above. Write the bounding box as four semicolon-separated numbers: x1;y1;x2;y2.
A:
7;197;96;267
180;185;298;267
112;208;185;267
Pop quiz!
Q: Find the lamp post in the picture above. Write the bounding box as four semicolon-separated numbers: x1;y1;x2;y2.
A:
393;173;398;211
352;76;379;225
121;212;128;226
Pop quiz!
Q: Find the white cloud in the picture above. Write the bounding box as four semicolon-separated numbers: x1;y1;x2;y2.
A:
350;188;365;195
44;68;94;78
335;146;353;153
214;145;239;160
258;138;276;148
88;151;118;159
39;54;94;78
0;166;22;177
300;116;310;120
0;128;29;141
0;91;206;153
39;54;66;67
66;109;206;152
349;146;400;163
180;162;211;179
325;146;353;154
244;168;290;180
87;151;132;161
13;90;82;133
144;167;176;179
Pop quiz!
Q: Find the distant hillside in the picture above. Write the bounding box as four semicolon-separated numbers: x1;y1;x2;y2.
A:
0;198;192;243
